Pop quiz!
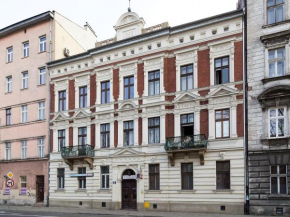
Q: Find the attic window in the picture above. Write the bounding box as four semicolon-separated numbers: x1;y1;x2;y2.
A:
64;68;67;72
115;53;118;57
147;45;152;50
78;65;81;68
122;52;126;56
236;23;241;28
212;30;217;35
139;47;143;51
58;70;61;73
100;58;103;62
179;38;184;43
107;56;111;61
85;63;88;67
71;66;74;69
131;50;135;54
157;42;161;47
169;40;174;45
224;26;229;32
190;35;195;41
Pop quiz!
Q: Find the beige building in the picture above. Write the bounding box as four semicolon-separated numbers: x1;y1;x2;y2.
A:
0;11;97;206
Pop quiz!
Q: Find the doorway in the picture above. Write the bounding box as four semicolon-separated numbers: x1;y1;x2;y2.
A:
122;169;137;210
36;175;44;202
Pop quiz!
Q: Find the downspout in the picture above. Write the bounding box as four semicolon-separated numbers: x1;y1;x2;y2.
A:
242;0;249;215
46;15;53;207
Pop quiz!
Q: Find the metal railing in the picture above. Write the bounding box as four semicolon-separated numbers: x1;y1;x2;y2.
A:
165;134;208;151
61;145;95;158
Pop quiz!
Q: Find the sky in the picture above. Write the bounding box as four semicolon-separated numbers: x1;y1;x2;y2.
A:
0;0;238;41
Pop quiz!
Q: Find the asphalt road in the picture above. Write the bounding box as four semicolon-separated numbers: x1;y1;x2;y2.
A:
0;210;135;217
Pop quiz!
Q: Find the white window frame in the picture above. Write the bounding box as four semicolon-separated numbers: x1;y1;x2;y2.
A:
270;165;288;194
39;36;46;52
23;42;29;58
22;72;29;89
101;166;110;189
21;105;27;123
21;141;27;159
6;76;12;93
38;138;44;158
267;0;285;25
268;107;287;138
268;47;286;78
7;47;13;62
39;68;46;85
5;143;11;160
57;168;65;189
38;102;45;120
74;75;90;110
20;176;27;188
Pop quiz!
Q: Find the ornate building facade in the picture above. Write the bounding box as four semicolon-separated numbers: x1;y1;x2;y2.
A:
247;0;290;215
47;9;244;214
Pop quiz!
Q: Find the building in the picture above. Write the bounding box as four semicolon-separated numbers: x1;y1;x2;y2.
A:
247;0;290;215
0;11;97;206
47;9;245;214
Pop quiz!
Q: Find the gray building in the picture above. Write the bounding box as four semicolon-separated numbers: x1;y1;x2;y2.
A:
247;0;290;215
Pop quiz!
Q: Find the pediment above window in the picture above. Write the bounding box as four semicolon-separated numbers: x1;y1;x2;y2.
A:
258;85;290;109
173;92;200;103
72;110;91;119
112;148;144;157
118;101;137;111
260;29;290;47
206;86;238;99
50;113;69;122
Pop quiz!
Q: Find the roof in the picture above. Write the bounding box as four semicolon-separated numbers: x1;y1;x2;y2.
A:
47;9;243;68
0;11;53;38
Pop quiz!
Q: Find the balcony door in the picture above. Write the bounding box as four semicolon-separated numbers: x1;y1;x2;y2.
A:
78;127;87;156
181;114;194;137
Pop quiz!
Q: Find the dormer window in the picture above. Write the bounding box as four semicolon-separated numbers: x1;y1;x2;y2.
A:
267;0;284;24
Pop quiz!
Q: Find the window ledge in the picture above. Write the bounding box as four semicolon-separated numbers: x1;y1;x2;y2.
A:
213;189;234;193
97;189;112;193
54;189;65;192
75;189;87;193
262;75;290;84
37;84;46;87
38;51;46;54
144;190;162;193
268;194;290;199
20;88;29;91
5;92;12;95
21;56;29;59
262;19;290;29
177;190;196;193
6;61;13;64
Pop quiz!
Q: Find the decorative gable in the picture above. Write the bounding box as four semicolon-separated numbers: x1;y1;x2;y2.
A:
112;148;144;157
50;113;69;122
207;86;238;98
72;110;90;119
173;92;200;103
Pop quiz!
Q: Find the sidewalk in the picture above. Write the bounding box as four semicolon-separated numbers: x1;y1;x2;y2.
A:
0;205;272;217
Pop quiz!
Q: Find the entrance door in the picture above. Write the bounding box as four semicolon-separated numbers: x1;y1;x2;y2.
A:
36;176;44;202
122;169;137;210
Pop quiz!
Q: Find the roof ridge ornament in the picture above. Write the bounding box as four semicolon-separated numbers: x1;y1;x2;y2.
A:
128;0;131;12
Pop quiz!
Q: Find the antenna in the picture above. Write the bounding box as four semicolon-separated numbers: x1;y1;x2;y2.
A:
128;0;131;12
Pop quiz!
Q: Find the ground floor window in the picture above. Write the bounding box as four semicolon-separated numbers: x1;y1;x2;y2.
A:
101;166;109;189
149;164;160;190
271;165;287;194
216;161;230;189
78;167;86;189
20;176;27;195
57;168;65;189
181;163;193;190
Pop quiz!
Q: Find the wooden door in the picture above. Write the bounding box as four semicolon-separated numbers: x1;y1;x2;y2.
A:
36;176;44;202
122;179;137;210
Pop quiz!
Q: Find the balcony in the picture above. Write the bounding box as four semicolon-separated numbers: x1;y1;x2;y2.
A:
165;134;208;166
61;145;95;170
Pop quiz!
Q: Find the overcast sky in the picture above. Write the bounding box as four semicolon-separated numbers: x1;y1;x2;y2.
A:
0;0;238;41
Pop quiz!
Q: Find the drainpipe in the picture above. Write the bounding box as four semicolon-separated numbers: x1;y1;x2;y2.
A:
242;0;249;215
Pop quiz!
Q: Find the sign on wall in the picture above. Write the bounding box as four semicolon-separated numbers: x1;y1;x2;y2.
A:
6;179;14;188
7;171;13;179
123;175;137;180
70;173;94;178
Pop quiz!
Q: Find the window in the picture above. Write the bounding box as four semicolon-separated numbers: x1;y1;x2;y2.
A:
149;164;160;190
181;114;194;137
101;124;110;148
269;108;286;138
78;127;87;146
39;68;46;85
39;36;46;52
21;141;27;159
21;105;27;123
20;176;27;195
101;166;109;189
124;76;134;100
267;0;284;24
22;72;28;89
58;91;66;111
7;76;12;93
269;48;285;78
79;86;87;108
124;121;134;146
78;167;86;189
38;102;45;120
58;130;65;151
148;70;160;96
215;57;229;85
5;143;11;160
181;65;193;91
101;81;110;104
271;165;287;194
38;138;44;158
6;109;11;126
57;168;65;189
215;109;230;138
7;47;13;62
23;42;29;58
148;117;160;144
181;163;193;190
216;161;230;190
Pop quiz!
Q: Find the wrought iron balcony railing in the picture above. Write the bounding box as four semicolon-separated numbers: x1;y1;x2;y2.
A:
61;145;95;158
165;134;208;151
